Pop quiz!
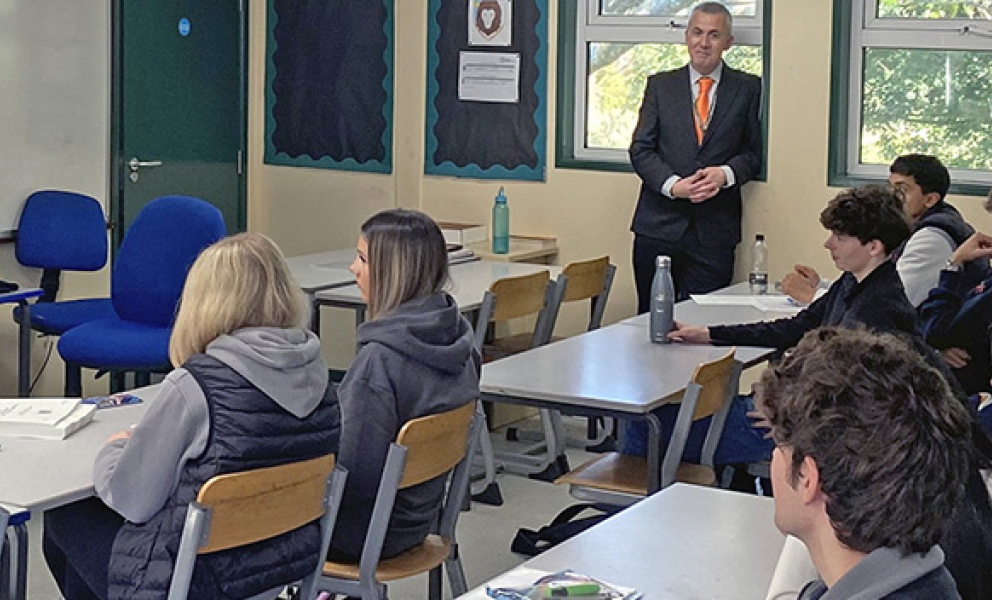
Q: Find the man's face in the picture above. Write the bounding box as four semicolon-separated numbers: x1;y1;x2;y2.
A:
889;172;937;222
685;11;733;75
824;231;876;277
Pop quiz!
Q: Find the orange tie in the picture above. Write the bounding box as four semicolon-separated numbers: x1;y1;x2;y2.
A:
694;76;713;145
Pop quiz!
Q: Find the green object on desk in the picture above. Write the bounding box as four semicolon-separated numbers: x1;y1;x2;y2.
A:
544;583;600;597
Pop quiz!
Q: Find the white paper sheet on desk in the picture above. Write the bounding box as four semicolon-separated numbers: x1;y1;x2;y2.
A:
690;294;802;314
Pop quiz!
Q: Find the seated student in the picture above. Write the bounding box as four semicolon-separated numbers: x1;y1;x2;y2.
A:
329;209;480;561
782;154;984;307
919;191;992;396
671;185;916;349
759;327;973;599
42;232;342;600
623;186;915;465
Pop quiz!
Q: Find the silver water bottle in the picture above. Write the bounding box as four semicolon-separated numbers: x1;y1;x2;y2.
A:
650;255;675;344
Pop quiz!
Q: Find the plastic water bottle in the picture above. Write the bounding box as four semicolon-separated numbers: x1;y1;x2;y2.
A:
650;255;675;344
492;187;509;254
749;233;768;295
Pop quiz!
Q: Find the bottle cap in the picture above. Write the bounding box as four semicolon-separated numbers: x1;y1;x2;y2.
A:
656;255;671;268
496;186;507;203
756;233;765;241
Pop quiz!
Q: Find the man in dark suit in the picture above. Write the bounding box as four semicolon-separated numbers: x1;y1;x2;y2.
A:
629;1;762;310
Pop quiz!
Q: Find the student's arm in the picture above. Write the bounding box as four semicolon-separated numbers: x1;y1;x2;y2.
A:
896;227;955;307
919;270;992;349
93;369;209;523
708;291;829;350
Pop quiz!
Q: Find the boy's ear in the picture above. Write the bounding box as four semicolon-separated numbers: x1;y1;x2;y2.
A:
799;455;821;505
866;239;887;258
923;191;942;209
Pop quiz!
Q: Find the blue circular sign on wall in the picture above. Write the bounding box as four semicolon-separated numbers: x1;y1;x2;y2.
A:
178;17;191;37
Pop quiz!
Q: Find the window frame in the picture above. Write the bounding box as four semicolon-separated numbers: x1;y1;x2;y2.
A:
556;0;770;172
829;0;992;194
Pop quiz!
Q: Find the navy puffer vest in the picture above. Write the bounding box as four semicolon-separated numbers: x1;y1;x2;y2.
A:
107;354;340;599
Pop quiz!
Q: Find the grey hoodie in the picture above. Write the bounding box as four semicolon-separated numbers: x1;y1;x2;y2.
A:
798;546;960;600
94;327;329;523
332;292;480;559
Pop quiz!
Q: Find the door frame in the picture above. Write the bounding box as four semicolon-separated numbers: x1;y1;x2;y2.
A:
109;0;249;250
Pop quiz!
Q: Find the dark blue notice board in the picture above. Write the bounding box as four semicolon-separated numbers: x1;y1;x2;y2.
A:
265;0;394;173
425;0;547;181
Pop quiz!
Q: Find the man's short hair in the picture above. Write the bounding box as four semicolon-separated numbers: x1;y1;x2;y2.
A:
757;327;972;555
691;2;733;32
890;154;951;201
819;185;911;254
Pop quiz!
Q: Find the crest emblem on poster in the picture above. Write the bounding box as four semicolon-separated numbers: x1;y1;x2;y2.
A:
469;0;511;46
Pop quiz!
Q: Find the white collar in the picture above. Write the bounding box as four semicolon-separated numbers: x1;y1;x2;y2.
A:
689;62;724;86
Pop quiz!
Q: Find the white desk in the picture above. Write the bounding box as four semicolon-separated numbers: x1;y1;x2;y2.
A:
0;388;156;600
315;259;562;324
480;322;775;491
285;249;359;331
459;484;785;600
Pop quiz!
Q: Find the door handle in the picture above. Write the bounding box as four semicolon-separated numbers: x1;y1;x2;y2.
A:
127;157;163;172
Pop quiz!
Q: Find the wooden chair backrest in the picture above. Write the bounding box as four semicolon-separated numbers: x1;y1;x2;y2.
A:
396;402;476;489
561;256;610;302
488;270;550;321
194;454;336;554
689;348;736;421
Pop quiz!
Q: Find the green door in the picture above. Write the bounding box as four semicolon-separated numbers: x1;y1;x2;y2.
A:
113;0;246;243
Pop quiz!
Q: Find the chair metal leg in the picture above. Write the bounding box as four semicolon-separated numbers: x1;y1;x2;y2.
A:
110;372;127;393
135;371;151;388
64;363;82;398
428;566;443;600
445;546;468;597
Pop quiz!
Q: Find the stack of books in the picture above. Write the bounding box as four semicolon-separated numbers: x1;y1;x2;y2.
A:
447;244;478;265
0;398;97;440
438;222;487;246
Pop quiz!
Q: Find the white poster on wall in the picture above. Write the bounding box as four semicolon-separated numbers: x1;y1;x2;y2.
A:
458;51;520;103
468;0;511;46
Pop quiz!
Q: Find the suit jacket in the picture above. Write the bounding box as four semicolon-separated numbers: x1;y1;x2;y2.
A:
629;63;762;247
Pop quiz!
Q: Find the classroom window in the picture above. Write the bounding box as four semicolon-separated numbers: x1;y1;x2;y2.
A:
832;0;992;189
557;0;766;170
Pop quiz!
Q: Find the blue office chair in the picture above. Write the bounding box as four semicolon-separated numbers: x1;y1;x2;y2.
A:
58;196;226;396
13;190;115;335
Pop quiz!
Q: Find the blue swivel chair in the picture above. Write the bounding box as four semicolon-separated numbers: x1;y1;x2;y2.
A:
13;190;115;335
58;196;226;396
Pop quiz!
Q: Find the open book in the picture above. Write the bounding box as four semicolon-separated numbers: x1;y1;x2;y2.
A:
0;398;96;440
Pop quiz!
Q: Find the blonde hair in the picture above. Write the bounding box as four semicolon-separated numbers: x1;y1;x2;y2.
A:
362;209;448;320
169;232;306;366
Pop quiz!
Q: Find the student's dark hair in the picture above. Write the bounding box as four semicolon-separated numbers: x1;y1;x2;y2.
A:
819;185;911;254
890;153;951;201
756;327;972;555
360;209;448;320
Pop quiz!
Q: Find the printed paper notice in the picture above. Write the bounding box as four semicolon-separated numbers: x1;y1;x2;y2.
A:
458;51;519;103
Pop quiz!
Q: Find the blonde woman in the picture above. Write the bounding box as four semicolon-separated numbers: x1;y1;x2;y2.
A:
330;209;480;560
43;232;341;600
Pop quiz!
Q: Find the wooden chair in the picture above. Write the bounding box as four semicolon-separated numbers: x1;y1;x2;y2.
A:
319;402;481;600
545;256;617;449
556;349;741;506
167;454;347;600
470;270;563;500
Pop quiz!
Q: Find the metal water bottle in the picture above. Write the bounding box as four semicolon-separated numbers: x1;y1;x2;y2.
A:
492;187;509;254
650;255;675;344
749;233;768;295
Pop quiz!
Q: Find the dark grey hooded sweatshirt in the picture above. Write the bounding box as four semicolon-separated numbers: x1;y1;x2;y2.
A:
331;292;480;560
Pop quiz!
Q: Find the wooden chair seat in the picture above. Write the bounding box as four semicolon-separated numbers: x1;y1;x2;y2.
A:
323;535;452;583
555;451;718;497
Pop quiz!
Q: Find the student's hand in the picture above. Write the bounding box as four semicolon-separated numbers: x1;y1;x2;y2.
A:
951;232;992;265
781;265;820;304
667;321;711;343
106;427;135;444
942;347;971;369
